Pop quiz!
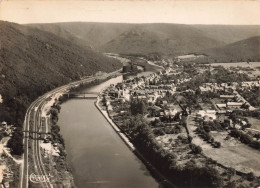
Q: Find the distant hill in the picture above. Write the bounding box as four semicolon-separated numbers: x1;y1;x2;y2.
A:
99;26;223;55
28;22;133;49
0;21;121;125
192;25;260;44
28;22;260;56
201;36;260;62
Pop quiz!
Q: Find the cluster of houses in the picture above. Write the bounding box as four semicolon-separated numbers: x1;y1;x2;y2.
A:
214;93;255;112
0;164;13;188
241;81;260;89
196;95;255;122
104;73;176;106
199;82;238;93
0;122;15;188
102;60;259;126
102;70;184;121
196;110;217;121
199;81;260;93
199;81;257;113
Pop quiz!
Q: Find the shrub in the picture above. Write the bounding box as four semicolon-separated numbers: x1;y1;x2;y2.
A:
7;128;24;155
247;172;255;181
153;128;165;136
214;141;221;148
188;135;193;143
190;143;202;154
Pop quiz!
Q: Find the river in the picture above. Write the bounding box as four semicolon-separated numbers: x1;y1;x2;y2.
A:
58;71;163;188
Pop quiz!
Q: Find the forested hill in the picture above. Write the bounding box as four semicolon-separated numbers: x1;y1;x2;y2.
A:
28;22;260;56
0;21;121;126
201;36;260;62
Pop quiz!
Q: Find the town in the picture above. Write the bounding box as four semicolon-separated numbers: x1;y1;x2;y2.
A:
99;59;260;188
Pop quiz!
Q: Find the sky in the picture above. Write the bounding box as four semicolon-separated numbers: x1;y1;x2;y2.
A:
0;0;260;25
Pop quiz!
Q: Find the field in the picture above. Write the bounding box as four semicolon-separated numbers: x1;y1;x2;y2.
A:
188;114;260;176
210;62;260;78
156;131;206;167
211;62;260;68
247;117;260;131
205;131;260;176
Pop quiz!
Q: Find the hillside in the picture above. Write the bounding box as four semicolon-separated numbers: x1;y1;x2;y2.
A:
28;22;260;56
99;26;223;56
0;21;121;125
201;36;260;62
28;22;133;49
193;25;260;44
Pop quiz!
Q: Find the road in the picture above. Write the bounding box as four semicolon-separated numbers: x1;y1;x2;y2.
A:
20;69;121;188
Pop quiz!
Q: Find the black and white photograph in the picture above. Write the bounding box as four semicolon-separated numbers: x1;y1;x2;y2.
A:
0;0;260;187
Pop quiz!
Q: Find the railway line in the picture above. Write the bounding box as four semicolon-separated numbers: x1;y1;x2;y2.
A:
20;69;121;188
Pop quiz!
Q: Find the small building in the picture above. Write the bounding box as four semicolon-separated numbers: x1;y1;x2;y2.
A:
161;100;167;105
205;110;216;114
220;95;235;99
197;110;216;121
216;104;227;108
227;102;243;107
248;106;256;111
107;104;113;111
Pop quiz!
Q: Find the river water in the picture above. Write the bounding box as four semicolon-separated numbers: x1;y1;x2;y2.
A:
58;72;162;188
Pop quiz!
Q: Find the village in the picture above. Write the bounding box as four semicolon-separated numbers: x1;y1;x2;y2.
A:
0;121;20;188
99;60;260;187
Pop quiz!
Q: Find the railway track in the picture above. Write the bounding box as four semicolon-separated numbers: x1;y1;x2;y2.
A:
21;69;121;188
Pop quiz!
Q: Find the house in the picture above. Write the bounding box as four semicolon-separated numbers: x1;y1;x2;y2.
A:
119;98;126;103
159;112;165;117
220;95;235;99
216;104;227;108
197;110;216;121
205;110;216;114
227;102;243;107
108;90;118;98
199;86;212;92
248;106;256;111
107;104;113;111
161;100;168;105
165;108;178;117
203;115;215;122
147;95;156;103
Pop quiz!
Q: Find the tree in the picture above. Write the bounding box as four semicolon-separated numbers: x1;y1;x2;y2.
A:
190;143;202;154
130;99;147;115
247;172;255;181
54;104;61;112
7;128;24;155
214;141;221;148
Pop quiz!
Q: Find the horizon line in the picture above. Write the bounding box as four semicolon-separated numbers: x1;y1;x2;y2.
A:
12;21;260;26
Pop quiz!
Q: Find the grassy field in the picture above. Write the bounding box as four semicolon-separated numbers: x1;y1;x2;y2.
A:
188;114;260;176
211;62;260;67
205;132;260;176
210;62;260;78
247;117;260;131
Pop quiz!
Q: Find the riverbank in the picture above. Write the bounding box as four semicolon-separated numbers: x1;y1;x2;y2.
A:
95;92;175;188
24;68;122;187
95;97;135;151
51;56;162;187
43;70;124;187
57;99;159;187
